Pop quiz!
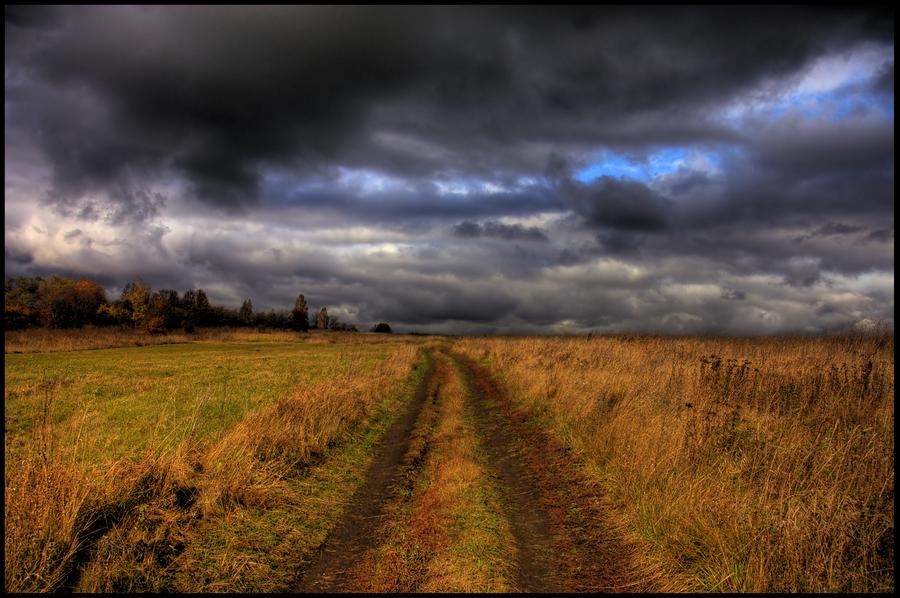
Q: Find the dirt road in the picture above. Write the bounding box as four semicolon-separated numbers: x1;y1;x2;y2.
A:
292;348;652;592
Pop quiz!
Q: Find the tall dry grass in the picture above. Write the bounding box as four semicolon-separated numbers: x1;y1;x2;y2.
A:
455;331;894;592
5;326;431;354
4;343;421;592
3;326;316;354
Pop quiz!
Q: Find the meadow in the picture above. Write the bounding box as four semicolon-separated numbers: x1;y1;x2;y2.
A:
4;330;426;591
4;328;894;593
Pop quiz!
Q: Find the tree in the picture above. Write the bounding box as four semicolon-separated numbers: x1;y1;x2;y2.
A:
148;289;185;330
316;306;328;330
291;293;309;331
239;298;253;325
371;322;392;334
5;276;43;329
195;289;211;326
120;277;152;328
36;276;107;328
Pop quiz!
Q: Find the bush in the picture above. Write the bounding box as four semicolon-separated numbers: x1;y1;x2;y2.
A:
145;316;167;335
371;322;392;334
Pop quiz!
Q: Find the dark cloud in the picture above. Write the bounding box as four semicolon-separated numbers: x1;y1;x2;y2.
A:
793;222;865;243
452;220;548;241
564;176;671;231
720;288;747;301
6;6;891;213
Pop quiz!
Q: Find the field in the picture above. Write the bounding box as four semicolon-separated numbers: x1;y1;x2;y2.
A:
4;328;894;593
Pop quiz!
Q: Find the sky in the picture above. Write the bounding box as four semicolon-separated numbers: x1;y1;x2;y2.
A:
4;5;894;334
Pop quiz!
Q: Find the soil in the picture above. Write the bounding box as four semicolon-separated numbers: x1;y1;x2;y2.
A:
454;353;656;593
452;354;562;592
291;359;436;592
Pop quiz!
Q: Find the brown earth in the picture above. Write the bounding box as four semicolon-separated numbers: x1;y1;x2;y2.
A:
453;353;658;593
451;354;562;592
291;358;437;592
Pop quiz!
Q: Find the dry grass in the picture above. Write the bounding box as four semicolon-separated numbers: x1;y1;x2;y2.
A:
5;326;195;353
454;331;894;592
3;326;422;354
4;341;421;593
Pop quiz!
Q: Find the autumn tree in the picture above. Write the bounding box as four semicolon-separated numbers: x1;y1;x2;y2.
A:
291;293;309;331
4;276;43;329
35;276;107;328
147;289;187;331
118;277;152;328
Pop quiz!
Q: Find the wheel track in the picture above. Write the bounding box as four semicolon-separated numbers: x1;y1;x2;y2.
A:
291;356;437;592
454;352;655;593
452;353;562;593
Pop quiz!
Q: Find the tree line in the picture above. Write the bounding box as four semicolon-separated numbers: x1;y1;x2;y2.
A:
2;275;391;333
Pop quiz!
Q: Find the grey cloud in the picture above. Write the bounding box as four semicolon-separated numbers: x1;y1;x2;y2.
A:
452;220;548;241
563;176;671;232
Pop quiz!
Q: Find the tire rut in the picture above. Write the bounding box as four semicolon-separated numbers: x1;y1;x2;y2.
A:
454;353;656;593
291;357;437;593
453;354;563;593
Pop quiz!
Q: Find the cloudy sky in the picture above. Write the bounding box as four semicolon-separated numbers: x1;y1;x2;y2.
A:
4;6;894;334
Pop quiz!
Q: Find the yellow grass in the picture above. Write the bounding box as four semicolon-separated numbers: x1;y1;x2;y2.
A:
454;331;894;592
3;325;415;354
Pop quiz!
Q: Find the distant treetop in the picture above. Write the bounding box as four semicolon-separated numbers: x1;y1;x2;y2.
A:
371;322;392;334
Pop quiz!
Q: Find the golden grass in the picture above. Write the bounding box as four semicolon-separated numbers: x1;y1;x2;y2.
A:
454;331;894;593
5;325;196;353
4;340;421;593
3;325;424;354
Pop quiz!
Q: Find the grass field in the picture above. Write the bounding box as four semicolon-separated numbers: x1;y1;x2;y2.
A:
5;335;407;462
4;330;426;592
4;328;894;593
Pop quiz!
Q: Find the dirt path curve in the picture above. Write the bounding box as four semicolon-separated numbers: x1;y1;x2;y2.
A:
454;352;655;593
292;357;436;593
453;354;562;593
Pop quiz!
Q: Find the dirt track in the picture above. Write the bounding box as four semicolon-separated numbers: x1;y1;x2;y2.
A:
292;348;651;592
291;358;436;592
452;353;561;592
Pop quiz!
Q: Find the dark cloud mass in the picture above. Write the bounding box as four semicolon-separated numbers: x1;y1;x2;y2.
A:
5;6;894;333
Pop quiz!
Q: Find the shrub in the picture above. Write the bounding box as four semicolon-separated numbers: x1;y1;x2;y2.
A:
145;316;167;335
371;322;392;334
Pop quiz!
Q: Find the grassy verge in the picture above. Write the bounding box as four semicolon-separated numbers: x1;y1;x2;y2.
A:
347;353;516;592
453;332;894;592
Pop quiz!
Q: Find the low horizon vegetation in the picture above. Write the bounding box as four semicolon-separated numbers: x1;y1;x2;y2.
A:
5;274;387;335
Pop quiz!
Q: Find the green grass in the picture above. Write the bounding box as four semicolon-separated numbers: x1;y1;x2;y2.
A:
4;340;399;464
163;349;434;592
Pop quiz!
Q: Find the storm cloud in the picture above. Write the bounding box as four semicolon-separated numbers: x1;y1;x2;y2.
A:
5;5;893;333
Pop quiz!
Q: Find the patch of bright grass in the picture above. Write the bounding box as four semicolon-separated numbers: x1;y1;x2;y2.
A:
4;340;396;463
